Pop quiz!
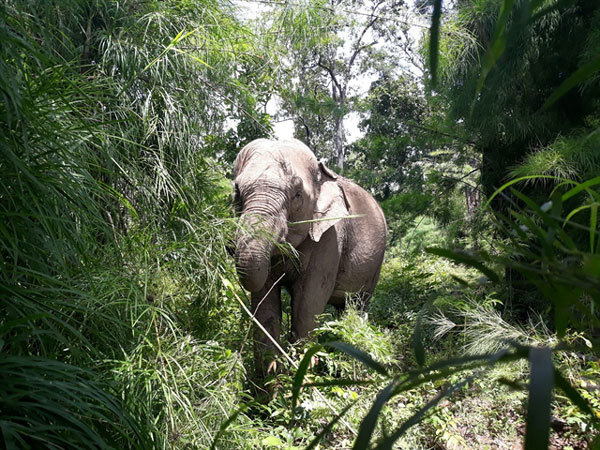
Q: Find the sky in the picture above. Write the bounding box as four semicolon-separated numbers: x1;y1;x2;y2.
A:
266;98;368;143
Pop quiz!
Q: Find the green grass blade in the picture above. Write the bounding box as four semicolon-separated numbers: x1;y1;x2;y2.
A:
529;0;577;23
376;377;473;450
554;369;599;424
591;203;598;253
428;0;443;87
412;307;426;366
425;247;499;283
302;379;375;388
306;402;357;450
524;346;554;450
291;344;323;424
485;176;562;207
209;405;247;450
510;188;577;251
528;0;545;12
474;0;516;98
353;380;397;450
327;341;388;376
560;177;600;202
541;56;600;111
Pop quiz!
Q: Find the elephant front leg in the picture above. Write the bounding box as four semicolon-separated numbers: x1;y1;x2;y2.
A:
292;228;341;339
251;279;282;381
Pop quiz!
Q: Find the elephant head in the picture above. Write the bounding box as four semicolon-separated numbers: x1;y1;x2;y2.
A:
233;139;349;293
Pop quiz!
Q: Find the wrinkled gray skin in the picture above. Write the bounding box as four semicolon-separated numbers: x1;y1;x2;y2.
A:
233;138;387;379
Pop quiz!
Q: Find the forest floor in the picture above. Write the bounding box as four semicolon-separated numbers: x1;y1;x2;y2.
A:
237;250;600;449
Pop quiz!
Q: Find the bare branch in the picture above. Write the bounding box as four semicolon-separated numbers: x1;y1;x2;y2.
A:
348;0;385;71
317;55;343;97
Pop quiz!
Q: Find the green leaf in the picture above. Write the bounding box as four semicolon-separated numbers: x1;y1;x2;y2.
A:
563;203;592;225
474;0;516;98
525;346;554;450
541;56;600;111
302;379;375;388
326;342;388;376
529;0;577;23
353;380;397;450
449;274;470;286
376;377;473;450
485;175;562;207
497;377;527;391
0;314;51;336
262;435;284;447
413;308;426;366
394;350;523;401
554;369;599;423
510;188;577;251
291;344;323;424
428;0;443;87
591;203;598;254
209;405;247;450
583;254;600;279
425;247;499;283
528;0;546;13
559;177;600;202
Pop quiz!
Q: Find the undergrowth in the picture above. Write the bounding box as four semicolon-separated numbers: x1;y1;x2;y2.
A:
259;235;599;449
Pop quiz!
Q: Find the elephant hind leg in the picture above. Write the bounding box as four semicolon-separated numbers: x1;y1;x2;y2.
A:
358;262;383;310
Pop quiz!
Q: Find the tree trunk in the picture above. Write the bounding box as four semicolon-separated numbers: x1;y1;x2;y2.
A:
332;85;346;173
465;186;480;217
333;113;344;173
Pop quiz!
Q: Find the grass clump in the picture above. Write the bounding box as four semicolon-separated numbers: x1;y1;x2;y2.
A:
0;0;265;447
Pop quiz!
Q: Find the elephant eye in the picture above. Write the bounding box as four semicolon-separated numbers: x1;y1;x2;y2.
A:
292;190;303;209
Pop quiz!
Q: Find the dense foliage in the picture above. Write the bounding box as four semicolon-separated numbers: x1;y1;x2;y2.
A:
1;0;599;448
1;0;260;446
437;0;600;199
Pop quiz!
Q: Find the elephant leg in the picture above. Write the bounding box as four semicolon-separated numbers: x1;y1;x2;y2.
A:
358;263;383;309
251;278;282;380
291;228;341;339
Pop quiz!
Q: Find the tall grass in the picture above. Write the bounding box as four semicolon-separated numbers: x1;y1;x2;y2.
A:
0;0;265;447
509;131;600;183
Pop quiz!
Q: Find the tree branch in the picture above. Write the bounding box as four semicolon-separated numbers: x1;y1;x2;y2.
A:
317;55;343;97
347;0;385;71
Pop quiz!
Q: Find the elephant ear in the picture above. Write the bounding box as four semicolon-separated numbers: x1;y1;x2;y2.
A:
309;163;350;243
318;160;338;179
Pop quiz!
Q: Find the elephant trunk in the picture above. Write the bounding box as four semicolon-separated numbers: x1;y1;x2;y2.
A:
235;197;287;293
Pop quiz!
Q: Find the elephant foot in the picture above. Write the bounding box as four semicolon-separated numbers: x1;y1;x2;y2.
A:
249;349;285;404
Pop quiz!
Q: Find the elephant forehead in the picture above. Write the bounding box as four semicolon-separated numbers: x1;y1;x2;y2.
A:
237;175;287;194
238;152;315;184
236;159;288;186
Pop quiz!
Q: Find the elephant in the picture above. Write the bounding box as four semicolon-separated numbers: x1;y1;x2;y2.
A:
233;138;387;379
